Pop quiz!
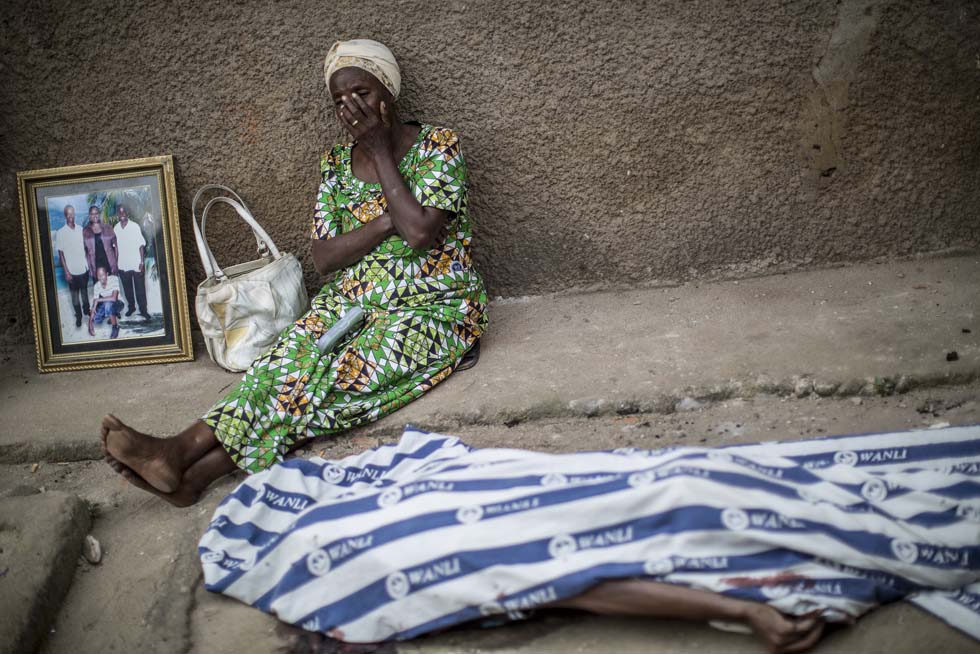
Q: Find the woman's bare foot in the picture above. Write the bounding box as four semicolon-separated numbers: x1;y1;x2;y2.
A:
105;455;200;507
102;414;182;493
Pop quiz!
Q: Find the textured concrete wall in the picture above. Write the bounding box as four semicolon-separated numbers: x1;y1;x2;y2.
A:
2;0;978;343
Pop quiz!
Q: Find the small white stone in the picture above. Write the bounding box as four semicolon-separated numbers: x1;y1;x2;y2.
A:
569;398;605;417
82;534;102;564
793;378;814;398
676;397;703;412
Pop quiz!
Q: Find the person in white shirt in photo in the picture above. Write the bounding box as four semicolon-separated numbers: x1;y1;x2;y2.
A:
115;204;149;319
55;205;91;328
89;266;123;339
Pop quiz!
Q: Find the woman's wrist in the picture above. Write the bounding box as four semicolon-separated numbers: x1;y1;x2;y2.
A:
731;599;765;622
377;212;396;237
371;148;400;183
362;133;394;165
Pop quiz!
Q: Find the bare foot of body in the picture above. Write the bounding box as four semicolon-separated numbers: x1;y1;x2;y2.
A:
104;456;200;507
102;415;182;493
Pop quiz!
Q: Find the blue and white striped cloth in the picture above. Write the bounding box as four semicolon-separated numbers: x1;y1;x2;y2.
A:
199;424;980;643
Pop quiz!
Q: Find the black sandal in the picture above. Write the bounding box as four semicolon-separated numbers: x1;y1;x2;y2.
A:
457;340;481;371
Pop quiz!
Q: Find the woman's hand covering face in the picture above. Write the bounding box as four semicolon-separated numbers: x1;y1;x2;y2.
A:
338;93;391;157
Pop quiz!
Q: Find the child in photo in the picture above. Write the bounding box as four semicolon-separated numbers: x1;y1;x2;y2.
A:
89;266;123;339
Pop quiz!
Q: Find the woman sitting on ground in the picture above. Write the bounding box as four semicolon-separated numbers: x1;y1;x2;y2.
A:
102;39;488;506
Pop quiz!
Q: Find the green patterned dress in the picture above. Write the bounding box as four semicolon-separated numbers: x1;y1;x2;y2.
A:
202;124;488;473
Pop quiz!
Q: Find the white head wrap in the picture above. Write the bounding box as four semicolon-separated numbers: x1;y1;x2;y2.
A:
323;39;401;99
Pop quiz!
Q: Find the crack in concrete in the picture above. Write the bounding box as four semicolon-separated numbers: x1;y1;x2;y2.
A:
179;568;203;654
353;366;980;436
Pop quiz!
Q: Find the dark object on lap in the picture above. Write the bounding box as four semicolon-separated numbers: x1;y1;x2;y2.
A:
457;339;480;371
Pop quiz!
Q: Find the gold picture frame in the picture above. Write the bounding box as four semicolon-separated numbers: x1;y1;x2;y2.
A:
17;155;194;372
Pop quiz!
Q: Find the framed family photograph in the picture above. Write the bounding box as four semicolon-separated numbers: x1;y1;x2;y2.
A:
17;155;194;373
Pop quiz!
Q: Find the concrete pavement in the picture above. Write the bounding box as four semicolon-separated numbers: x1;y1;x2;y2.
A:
0;254;978;653
4;384;979;654
1;255;977;464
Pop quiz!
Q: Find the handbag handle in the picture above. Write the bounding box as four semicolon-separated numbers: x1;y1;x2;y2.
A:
193;190;282;282
192;184;269;278
192;185;280;281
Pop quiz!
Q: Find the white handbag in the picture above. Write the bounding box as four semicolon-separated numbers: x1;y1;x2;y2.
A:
192;185;308;372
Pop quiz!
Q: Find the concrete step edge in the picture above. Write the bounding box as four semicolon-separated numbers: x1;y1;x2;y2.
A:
4;365;975;465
